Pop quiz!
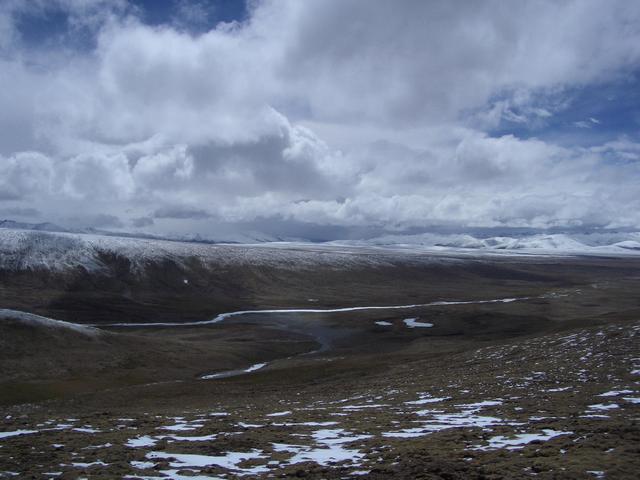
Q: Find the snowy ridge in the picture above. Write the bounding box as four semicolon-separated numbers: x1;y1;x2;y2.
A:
0;309;100;336
0;228;401;272
331;232;640;255
1;228;640;274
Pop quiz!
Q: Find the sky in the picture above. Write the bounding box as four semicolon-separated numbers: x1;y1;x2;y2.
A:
1;0;640;240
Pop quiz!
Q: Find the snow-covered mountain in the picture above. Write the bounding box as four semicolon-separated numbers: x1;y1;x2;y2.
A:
0;219;281;244
331;231;640;255
0;228;399;272
1;223;639;274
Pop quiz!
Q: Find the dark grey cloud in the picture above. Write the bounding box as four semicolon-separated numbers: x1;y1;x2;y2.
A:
0;207;41;217
154;206;212;220
131;216;154;228
66;213;124;229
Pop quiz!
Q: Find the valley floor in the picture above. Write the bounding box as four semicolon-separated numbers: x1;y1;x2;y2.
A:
0;240;639;478
2;316;639;479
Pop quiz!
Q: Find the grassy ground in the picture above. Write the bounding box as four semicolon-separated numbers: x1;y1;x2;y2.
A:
0;251;639;478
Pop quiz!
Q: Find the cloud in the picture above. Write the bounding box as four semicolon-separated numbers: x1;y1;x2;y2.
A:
60;153;134;199
0;1;639;235
0;152;54;200
0;207;41;218
131;216;154;228
153;206;212;220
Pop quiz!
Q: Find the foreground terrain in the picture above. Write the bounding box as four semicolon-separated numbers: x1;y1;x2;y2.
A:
0;229;639;478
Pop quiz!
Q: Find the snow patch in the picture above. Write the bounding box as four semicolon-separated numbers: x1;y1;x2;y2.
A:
473;429;572;450
0;429;38;439
146;449;268;475
403;318;434;328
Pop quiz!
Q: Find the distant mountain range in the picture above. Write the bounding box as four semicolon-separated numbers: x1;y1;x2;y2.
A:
1;219;640;255
0;219;280;245
332;231;640;253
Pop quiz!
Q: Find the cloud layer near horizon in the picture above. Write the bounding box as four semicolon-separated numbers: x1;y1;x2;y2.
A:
1;0;640;237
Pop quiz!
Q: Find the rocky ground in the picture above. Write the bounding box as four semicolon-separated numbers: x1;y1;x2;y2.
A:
1;315;638;479
0;232;639;478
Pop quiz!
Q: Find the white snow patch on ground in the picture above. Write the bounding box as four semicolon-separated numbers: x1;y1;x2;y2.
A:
71;461;108;468
384;399;510;438
457;400;503;409
403;318;434;328
146;449;268;475
598;390;634;397
473;429;572;450
275;429;372;467
545;387;572;393
237;422;264;429
126;436;159;448
72;427;100;433
341;404;389;410
405;396;450;405
266;411;292;417
375;321;393;326
131;461;156;469
159;422;204;432
0;429;38;439
587;471;606;478
201;362;267;380
163;434;218;442
273;421;339;427
245;363;267;373
588;404;620;411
